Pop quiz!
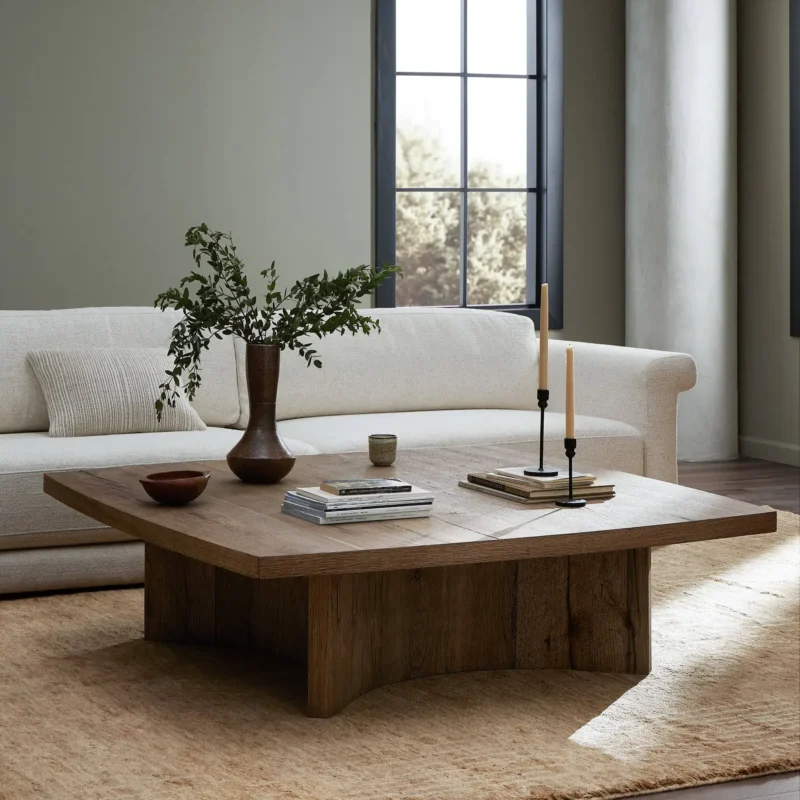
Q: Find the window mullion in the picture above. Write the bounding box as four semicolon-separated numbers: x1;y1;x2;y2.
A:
526;0;539;305
532;0;547;304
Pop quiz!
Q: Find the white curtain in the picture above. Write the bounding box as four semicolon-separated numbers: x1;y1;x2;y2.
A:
626;0;738;461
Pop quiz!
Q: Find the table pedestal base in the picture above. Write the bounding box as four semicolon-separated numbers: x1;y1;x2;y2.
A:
144;544;651;718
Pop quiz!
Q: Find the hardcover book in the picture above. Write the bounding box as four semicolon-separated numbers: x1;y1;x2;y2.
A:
287;489;433;511
494;466;596;489
319;478;413;496
468;473;608;498
281;503;432;525
459;480;614;505
283;483;435;525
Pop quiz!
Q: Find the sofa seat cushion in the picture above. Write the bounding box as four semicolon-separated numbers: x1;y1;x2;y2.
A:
279;409;644;475
0;429;318;543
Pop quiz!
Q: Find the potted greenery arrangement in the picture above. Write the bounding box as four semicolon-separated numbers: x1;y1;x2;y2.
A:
155;224;398;483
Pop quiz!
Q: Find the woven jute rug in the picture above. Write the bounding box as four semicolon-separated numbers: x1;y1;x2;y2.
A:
0;511;798;800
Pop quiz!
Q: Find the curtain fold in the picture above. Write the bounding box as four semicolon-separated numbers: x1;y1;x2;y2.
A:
626;0;738;461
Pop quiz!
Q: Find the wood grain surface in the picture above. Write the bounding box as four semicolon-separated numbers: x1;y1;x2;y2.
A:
144;543;308;662
305;548;651;716
144;542;651;717
55;444;771;717
44;444;777;579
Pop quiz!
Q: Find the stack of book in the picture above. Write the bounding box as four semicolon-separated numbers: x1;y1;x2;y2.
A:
282;478;434;525
459;466;615;505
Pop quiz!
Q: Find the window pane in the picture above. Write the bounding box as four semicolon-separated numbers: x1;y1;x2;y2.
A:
467;78;527;188
397;76;461;188
396;191;461;306
397;0;461;73
467;191;527;305
467;0;528;75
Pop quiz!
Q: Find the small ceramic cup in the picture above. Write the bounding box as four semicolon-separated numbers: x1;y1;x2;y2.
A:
368;434;398;467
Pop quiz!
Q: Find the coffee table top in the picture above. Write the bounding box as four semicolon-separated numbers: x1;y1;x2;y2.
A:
44;443;776;579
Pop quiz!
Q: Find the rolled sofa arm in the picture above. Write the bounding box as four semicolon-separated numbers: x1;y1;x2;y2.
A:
547;340;697;483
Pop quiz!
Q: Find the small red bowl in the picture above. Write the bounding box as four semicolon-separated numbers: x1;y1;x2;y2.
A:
139;470;210;506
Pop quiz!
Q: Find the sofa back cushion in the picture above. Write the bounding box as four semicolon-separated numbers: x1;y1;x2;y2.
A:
234;307;538;425
0;308;239;433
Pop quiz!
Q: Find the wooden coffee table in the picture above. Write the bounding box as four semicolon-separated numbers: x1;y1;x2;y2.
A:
44;443;776;717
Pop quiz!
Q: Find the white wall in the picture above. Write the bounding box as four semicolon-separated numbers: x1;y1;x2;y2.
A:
0;0;372;309
738;0;800;466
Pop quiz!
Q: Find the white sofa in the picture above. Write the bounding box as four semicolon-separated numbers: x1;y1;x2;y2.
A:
0;306;696;594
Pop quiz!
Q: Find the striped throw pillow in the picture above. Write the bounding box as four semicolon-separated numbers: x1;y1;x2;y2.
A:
27;348;206;437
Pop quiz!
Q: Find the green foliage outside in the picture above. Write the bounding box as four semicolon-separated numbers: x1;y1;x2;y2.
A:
395;128;527;307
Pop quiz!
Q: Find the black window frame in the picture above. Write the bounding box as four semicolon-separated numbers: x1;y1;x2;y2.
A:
792;0;800;336
374;0;564;329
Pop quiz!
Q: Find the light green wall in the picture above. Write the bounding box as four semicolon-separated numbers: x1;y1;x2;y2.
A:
0;0;627;347
0;0;372;308
738;0;800;465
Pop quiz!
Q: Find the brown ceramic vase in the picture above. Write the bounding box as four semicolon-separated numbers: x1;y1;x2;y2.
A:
226;343;295;484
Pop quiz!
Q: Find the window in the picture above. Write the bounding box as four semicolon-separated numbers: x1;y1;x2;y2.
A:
374;0;563;327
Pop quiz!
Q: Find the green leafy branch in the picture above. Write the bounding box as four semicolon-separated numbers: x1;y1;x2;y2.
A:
154;224;399;419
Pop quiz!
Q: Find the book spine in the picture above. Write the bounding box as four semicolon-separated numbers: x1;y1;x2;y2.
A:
283;506;431;524
285;501;432;518
324;506;431;520
458;481;532;503
459;481;614;504
467;474;530;498
327;485;413;496
296;489;433;505
293;498;431;512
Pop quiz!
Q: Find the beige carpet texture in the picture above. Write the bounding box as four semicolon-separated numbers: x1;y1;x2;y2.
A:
0;511;798;800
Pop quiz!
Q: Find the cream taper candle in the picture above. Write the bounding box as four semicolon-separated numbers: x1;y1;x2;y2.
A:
538;283;549;389
565;345;575;438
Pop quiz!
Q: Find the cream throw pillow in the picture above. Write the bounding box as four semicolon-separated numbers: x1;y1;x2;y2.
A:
27;348;206;437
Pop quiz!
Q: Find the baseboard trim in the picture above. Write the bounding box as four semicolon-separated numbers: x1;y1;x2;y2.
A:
739;435;800;467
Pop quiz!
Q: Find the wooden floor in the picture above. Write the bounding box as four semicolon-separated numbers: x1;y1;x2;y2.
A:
645;774;800;800
648;458;800;800
679;457;800;514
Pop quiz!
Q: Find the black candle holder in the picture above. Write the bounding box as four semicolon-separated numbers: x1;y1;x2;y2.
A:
523;389;560;478
555;437;586;508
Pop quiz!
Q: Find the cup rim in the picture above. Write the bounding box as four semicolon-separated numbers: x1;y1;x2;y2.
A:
368;434;397;440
